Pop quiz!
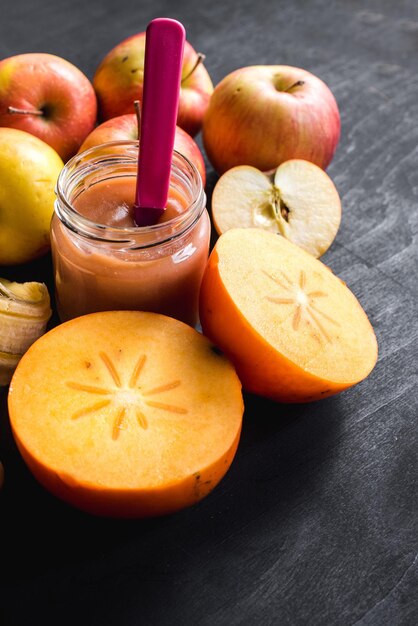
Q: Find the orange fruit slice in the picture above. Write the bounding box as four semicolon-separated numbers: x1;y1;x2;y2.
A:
8;311;243;517
199;228;378;402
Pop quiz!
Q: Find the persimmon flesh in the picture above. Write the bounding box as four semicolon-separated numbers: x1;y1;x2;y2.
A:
8;311;244;517
199;228;378;402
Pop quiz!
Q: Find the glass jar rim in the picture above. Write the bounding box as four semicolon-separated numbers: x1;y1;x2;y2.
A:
54;140;206;246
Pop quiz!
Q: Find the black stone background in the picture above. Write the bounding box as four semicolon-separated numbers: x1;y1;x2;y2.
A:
0;1;417;624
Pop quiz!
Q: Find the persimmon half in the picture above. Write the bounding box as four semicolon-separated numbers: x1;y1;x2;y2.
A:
8;311;244;518
199;228;378;403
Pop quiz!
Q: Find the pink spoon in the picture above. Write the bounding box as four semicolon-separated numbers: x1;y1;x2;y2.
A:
134;18;186;227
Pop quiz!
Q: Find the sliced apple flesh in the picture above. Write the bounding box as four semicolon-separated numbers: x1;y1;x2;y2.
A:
211;159;342;258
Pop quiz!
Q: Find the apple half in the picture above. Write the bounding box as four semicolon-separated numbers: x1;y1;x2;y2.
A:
211;159;341;258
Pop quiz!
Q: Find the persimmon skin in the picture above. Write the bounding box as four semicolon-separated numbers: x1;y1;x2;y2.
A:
12;426;241;518
199;229;378;403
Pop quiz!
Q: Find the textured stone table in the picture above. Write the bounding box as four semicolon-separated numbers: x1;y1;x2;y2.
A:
0;1;417;624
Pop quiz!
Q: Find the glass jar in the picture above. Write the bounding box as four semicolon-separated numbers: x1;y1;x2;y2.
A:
51;141;210;327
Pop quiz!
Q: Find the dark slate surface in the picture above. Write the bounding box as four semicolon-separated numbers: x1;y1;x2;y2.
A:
0;1;417;624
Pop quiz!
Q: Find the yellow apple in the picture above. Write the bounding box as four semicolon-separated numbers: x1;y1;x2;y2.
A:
0;127;64;265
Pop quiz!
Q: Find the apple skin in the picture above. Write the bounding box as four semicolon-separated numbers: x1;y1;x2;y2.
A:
202;65;341;175
78;113;207;186
93;33;214;137
0;53;97;162
0;128;64;265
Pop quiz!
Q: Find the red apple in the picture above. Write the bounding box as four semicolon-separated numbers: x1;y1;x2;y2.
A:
78;112;206;186
0;53;97;162
93;33;213;137
202;65;341;175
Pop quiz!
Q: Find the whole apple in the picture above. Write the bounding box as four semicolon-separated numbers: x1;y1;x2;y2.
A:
78;112;207;186
93;33;213;137
0;53;97;162
202;65;341;174
0;128;64;265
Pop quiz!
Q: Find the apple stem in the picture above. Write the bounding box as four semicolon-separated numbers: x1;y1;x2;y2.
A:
7;105;44;116
284;80;305;93
181;53;206;83
134;99;141;135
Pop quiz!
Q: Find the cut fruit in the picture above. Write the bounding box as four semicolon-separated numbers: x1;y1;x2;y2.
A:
199;228;378;403
8;311;243;518
211;160;341;258
0;277;51;385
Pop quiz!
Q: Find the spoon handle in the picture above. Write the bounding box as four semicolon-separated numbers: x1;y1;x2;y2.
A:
134;18;186;226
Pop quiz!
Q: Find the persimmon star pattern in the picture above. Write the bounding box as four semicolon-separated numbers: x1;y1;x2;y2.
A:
263;269;339;343
67;351;187;440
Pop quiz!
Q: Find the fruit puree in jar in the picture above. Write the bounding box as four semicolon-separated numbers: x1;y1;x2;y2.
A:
73;177;186;227
51;174;210;326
